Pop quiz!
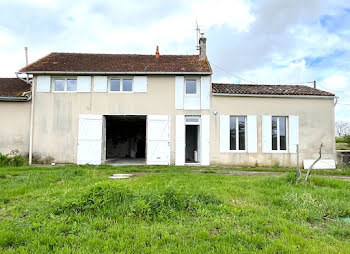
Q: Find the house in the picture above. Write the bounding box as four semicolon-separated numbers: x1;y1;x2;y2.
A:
0;37;336;167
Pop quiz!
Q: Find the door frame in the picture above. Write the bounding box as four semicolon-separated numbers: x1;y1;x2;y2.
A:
185;116;201;164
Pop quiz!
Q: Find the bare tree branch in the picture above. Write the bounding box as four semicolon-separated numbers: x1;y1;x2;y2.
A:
305;143;323;181
335;121;350;137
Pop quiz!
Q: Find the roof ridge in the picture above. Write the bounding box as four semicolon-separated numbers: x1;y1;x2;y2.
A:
50;52;199;57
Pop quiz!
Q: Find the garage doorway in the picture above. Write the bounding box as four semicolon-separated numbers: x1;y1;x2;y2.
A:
185;116;200;163
105;115;146;164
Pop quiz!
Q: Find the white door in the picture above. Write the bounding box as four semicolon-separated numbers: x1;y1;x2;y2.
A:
77;115;103;165
147;115;170;165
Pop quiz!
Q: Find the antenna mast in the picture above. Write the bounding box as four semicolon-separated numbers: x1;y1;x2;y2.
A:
195;20;200;51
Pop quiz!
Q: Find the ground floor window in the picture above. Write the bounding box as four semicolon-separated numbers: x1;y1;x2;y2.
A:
230;116;246;151
272;116;287;151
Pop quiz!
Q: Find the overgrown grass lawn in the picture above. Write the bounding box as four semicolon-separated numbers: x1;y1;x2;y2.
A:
1;165;350;253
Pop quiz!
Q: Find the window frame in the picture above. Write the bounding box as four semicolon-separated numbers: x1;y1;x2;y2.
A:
229;115;247;152
271;116;289;153
108;77;134;93
52;77;78;93
184;78;200;97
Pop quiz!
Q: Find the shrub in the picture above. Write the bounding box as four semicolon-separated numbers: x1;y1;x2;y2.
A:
0;150;27;167
344;135;350;146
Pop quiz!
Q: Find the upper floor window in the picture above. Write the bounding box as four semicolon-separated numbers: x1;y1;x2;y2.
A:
54;78;77;92
272;116;287;151
230;116;246;151
109;78;133;92
185;79;197;95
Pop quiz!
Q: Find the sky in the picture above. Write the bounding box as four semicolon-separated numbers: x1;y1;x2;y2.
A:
0;0;349;121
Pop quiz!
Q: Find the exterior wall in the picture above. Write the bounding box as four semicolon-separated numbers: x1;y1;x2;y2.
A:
0;101;31;155
32;75;209;164
210;95;336;167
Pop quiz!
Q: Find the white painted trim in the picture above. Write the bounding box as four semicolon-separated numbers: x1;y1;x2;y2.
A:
36;75;51;92
133;76;147;93
201;76;210;109
175;115;185;165
247;115;257;153
77;76;91;92
212;93;334;99
289;115;299;153
262;115;272;153
220;115;230;153
175;76;184;109
93;76;108;92
201;115;210;166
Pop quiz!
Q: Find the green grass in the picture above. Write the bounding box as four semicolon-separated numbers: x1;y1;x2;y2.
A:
1;165;350;253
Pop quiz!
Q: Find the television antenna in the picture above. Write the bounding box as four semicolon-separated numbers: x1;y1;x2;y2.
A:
196;20;201;51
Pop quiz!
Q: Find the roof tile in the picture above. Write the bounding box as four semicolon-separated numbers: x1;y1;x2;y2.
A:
0;78;31;97
19;52;212;73
212;83;334;97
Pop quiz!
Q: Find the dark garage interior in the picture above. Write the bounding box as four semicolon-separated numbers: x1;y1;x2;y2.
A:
105;115;146;163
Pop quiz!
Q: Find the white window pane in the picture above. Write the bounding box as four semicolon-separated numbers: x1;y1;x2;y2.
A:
123;79;132;91
110;79;120;91
186;80;197;94
54;79;65;91
67;79;77;91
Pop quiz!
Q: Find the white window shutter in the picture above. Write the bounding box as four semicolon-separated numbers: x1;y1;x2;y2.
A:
93;76;107;92
134;76;147;92
200;76;210;109
77;76;91;92
262;115;272;153
175;115;185;165
247;115;257;153
289;115;299;153
37;75;51;92
220;115;230;153
201;115;210;165
175;76;184;109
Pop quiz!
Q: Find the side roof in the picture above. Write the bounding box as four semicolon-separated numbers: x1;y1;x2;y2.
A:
212;83;335;97
19;52;212;74
0;78;31;97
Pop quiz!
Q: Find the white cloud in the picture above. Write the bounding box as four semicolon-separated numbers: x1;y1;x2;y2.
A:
0;0;350;120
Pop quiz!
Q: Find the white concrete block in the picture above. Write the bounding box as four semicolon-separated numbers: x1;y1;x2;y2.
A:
303;159;336;169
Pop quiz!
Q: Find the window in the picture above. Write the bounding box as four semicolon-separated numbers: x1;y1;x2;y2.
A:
272;116;287;151
109;78;133;92
110;79;120;91
53;78;77;92
230;116;246;151
185;79;197;94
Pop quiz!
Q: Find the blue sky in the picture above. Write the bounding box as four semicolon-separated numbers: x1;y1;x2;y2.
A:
0;0;349;121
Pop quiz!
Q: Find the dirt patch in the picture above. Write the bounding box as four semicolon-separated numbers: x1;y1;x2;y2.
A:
191;169;284;176
323;176;350;181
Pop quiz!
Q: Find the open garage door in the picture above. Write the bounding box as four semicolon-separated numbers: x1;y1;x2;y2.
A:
147;115;170;165
77;115;103;165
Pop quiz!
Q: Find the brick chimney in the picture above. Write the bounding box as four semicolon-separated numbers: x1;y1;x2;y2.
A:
199;35;207;60
156;46;159;59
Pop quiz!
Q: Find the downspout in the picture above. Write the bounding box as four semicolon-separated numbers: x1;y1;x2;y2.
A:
16;72;34;165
